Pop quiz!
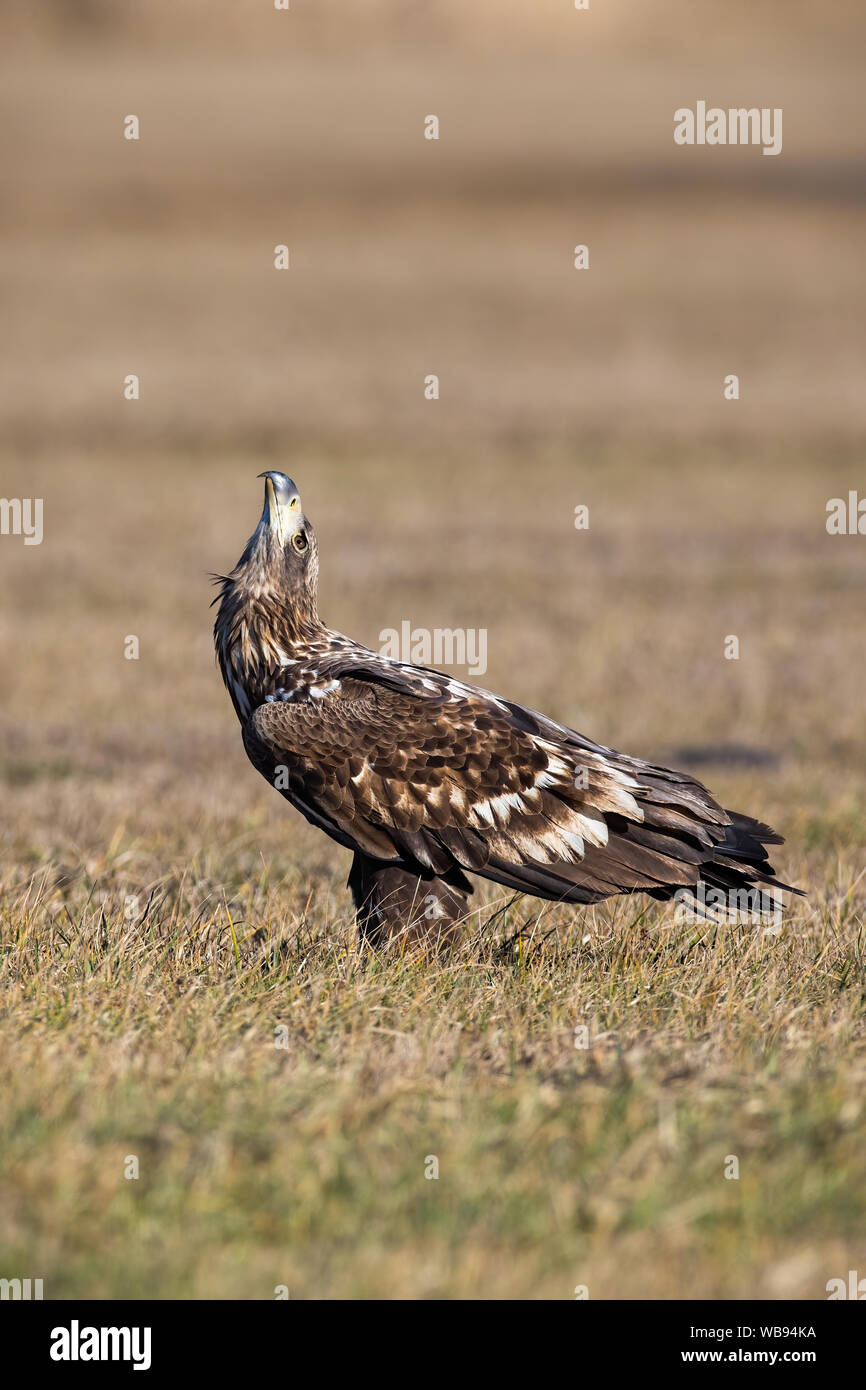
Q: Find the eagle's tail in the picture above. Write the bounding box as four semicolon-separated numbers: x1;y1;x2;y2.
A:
643;808;802;912
474;803;801;915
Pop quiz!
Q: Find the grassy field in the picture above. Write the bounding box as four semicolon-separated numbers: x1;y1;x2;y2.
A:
0;443;864;1300
1;3;864;1300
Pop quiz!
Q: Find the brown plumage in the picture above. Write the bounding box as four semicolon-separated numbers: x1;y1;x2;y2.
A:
214;473;799;945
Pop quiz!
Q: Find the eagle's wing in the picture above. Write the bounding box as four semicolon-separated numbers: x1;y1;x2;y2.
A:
242;664;790;905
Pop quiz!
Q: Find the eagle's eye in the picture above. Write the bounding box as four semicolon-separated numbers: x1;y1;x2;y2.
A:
289;496;301;511
292;530;308;554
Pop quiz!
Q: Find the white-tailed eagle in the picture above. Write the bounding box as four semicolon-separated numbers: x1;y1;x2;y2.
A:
214;473;798;944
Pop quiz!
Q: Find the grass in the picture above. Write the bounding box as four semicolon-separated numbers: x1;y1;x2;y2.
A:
1;850;863;1299
0;440;864;1299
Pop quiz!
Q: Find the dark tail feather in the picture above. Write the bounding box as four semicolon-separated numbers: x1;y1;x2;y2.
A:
679;809;804;912
470;806;802;912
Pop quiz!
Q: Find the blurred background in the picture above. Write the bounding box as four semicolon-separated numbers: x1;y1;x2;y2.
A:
2;0;866;451
1;0;864;874
0;0;865;1304
1;0;863;842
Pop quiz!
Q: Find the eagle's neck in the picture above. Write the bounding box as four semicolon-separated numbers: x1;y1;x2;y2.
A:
214;574;326;724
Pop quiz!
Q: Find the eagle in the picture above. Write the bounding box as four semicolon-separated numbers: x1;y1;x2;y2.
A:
214;472;798;946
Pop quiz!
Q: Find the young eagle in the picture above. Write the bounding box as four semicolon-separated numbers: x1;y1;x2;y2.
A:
214;472;796;945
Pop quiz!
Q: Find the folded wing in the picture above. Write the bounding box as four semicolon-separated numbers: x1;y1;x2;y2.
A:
242;663;794;907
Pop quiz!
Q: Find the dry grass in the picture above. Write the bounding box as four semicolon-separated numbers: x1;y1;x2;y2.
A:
1;442;864;1299
0;815;863;1300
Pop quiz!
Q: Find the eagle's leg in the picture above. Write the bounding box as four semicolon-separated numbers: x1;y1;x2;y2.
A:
348;853;472;948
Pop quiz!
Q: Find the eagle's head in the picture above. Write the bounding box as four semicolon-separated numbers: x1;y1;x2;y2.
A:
219;470;320;616
213;472;322;720
247;471;320;604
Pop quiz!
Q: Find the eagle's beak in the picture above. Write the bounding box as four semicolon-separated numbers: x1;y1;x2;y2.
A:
258;471;301;545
